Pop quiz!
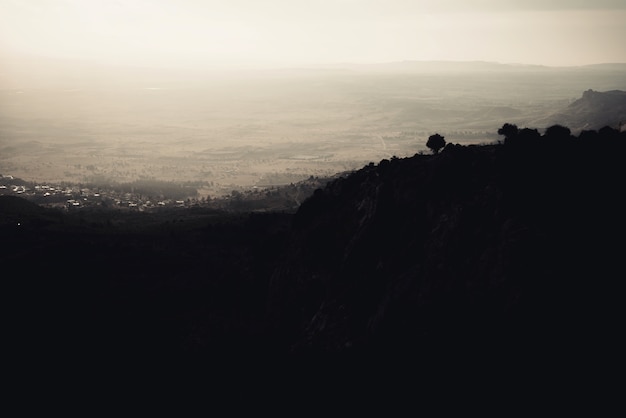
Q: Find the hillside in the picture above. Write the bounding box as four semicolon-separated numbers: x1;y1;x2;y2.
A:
535;89;626;132
267;125;626;356
4;124;626;372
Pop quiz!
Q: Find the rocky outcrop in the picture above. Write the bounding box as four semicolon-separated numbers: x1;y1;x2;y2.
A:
537;89;626;132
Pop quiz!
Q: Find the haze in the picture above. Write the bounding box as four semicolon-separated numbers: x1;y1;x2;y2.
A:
1;1;625;197
1;0;625;68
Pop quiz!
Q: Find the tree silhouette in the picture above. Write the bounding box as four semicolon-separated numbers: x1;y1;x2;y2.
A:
544;124;572;141
426;134;446;154
498;123;519;144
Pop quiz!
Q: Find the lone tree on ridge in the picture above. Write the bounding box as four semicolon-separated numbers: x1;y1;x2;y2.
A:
426;133;446;154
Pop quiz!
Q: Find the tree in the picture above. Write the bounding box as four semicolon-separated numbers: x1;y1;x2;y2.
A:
426;134;446;154
544;124;571;141
498;123;519;144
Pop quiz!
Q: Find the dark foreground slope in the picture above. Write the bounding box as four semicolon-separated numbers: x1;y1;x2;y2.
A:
268;126;626;357
2;202;292;363
3;126;625;373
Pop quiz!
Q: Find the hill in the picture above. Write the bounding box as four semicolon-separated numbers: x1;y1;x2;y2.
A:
4;125;626;375
535;89;626;132
0;195;49;220
267;126;626;357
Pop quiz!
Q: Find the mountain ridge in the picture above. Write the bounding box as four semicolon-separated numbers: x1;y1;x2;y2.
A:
3;123;625;365
267;126;626;354
533;89;626;132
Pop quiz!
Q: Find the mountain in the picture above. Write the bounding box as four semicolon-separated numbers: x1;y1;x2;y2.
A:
535;89;626;132
4;125;626;376
267;127;626;357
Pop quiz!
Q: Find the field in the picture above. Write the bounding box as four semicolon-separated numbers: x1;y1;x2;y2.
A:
1;61;624;196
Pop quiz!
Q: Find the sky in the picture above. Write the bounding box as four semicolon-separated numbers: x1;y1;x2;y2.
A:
1;0;625;69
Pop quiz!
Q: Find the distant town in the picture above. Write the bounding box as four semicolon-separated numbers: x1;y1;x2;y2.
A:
0;172;335;213
1;173;197;210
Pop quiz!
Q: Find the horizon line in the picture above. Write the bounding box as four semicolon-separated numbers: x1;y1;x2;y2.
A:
3;49;626;73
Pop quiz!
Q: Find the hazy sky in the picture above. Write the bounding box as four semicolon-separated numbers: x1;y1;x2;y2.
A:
1;0;625;68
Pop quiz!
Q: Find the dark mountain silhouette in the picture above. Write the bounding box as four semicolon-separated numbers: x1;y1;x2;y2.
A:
267;126;626;358
3;125;625;381
535;89;626;132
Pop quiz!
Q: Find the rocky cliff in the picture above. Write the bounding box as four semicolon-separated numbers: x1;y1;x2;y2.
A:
537;89;626;132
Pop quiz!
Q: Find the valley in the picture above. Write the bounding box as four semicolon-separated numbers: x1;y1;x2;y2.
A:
1;61;624;197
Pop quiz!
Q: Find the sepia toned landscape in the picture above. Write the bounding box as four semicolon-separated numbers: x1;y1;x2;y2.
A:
3;1;626;399
2;59;624;198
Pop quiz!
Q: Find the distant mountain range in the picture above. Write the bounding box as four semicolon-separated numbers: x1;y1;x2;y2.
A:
2;49;625;87
314;60;626;73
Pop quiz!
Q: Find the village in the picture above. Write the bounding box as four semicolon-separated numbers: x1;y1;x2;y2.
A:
0;172;334;213
0;173;202;212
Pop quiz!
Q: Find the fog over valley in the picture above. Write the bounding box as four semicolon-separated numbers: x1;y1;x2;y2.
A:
2;58;624;197
2;0;625;198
